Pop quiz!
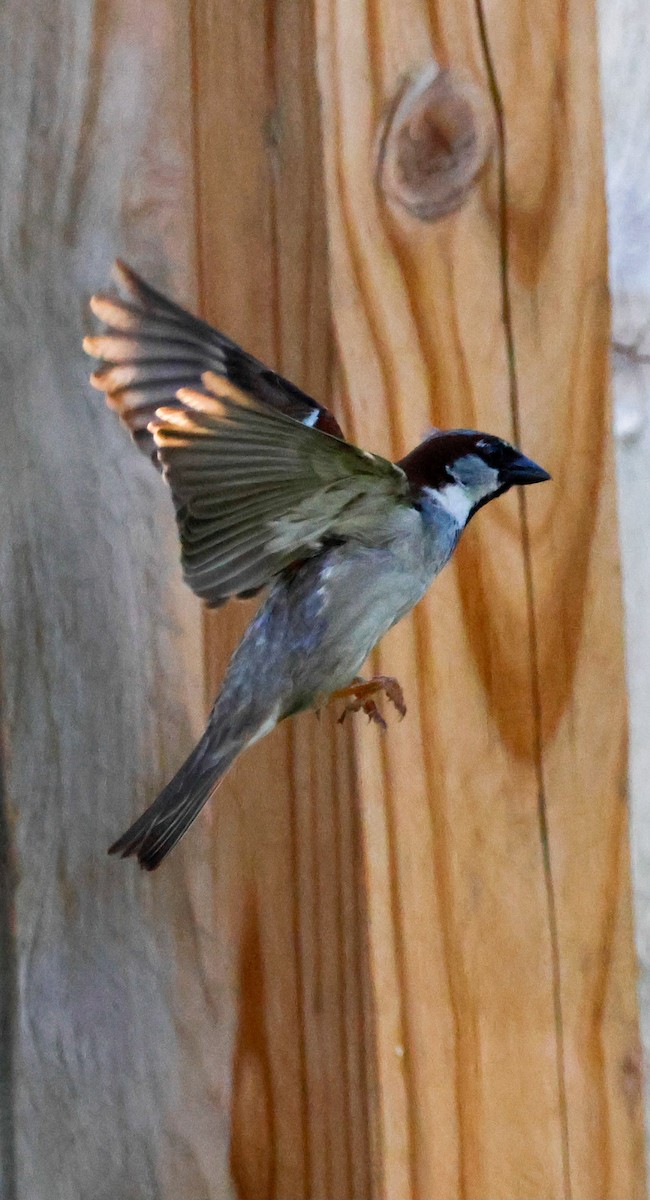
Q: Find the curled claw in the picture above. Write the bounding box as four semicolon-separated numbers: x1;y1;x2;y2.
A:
378;676;407;719
331;675;406;728
338;695;387;729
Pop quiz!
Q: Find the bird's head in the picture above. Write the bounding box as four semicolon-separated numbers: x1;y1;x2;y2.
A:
398;430;550;527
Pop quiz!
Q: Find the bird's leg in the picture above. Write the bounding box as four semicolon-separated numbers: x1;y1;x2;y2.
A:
331;675;406;728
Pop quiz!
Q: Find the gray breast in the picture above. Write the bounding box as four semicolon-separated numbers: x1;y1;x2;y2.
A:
214;499;461;721
279;503;459;703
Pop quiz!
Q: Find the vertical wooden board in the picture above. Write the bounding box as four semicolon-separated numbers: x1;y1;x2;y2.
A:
315;0;645;1197
192;2;373;1197
0;1;237;1197
485;4;646;1195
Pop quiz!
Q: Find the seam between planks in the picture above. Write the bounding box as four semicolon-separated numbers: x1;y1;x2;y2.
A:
472;3;573;1198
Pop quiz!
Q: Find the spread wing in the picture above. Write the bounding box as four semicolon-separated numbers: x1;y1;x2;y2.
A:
83;260;344;462
154;373;409;607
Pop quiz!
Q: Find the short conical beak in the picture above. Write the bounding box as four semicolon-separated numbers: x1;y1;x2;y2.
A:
505;452;551;485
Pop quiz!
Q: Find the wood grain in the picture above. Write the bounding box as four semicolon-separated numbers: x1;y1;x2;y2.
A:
313;0;646;1196
0;1;232;1196
1;0;643;1195
599;0;650;1159
192;2;374;1197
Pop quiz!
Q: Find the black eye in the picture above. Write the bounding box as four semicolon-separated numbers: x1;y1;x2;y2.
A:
478;440;515;472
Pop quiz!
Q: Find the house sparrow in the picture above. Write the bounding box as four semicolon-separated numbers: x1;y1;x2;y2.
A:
84;262;550;869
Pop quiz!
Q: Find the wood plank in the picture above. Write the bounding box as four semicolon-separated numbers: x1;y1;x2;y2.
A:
0;2;235;1196
314;0;646;1196
192;3;373;1197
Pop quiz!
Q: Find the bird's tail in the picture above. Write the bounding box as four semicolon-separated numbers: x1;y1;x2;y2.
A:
108;733;240;871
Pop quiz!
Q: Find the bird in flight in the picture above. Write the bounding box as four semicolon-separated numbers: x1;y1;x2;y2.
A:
84;262;550;869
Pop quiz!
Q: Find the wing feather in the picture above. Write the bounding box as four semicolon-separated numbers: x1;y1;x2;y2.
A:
84;260;344;461
153;377;408;606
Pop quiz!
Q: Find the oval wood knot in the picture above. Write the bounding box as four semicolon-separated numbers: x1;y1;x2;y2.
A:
377;63;493;222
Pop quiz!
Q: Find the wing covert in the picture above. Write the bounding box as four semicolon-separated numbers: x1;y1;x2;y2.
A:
154;374;408;606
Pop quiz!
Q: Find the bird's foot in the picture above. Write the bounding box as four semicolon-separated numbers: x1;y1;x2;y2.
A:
332;675;406;729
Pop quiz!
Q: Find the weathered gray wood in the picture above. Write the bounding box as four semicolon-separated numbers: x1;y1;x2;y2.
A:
599;0;650;1154
0;749;16;1200
0;3;232;1197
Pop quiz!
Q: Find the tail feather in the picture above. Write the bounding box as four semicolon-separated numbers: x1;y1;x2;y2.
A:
109;738;237;871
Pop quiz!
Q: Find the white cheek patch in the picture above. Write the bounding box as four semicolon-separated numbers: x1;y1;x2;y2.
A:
425;483;474;525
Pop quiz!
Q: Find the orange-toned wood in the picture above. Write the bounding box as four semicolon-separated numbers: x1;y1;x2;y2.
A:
186;1;646;1197
313;0;646;1198
190;3;373;1198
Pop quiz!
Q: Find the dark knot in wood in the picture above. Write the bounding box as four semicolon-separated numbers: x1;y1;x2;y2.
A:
377;64;493;222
